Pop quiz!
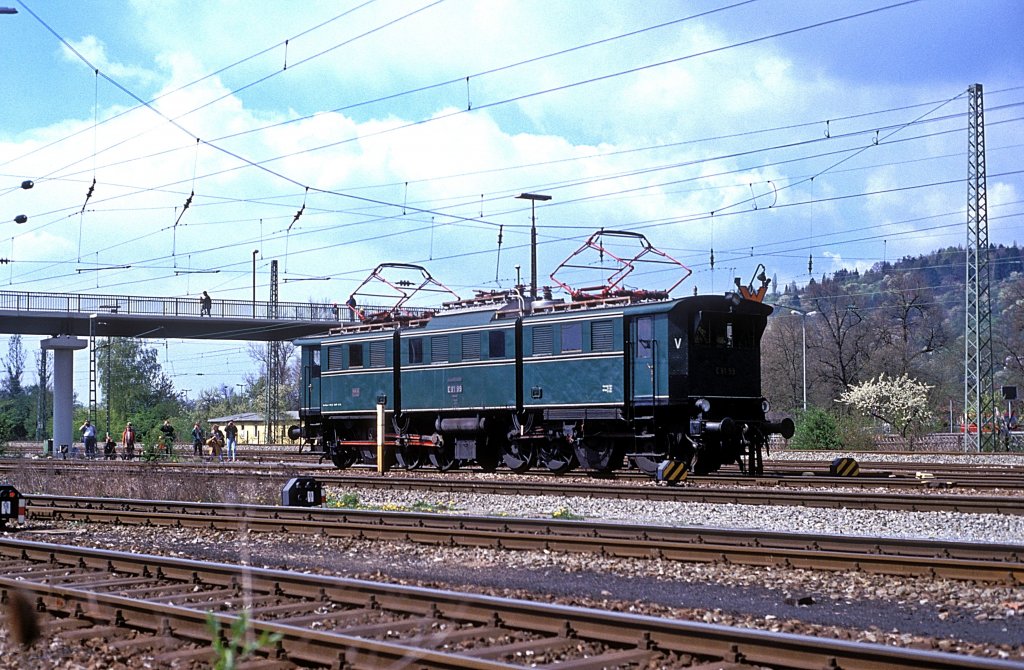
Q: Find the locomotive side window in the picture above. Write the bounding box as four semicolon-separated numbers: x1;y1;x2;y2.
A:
532;325;553;356
561;323;582;353
326;345;344;371
693;312;757;349
462;333;481;361
348;343;364;368
431;335;449;363
591;320;614;352
408;337;423;364
636;317;653;360
488;330;506;358
369;341;387;367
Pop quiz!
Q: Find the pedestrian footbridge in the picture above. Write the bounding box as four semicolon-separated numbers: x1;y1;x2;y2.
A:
0;289;341;340
0;289;343;454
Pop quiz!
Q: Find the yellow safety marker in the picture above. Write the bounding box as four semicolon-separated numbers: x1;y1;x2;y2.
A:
656;460;689;484
829;457;859;477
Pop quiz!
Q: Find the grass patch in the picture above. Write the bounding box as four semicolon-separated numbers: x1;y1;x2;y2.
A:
552;506;583;520
328;492;362;508
325;492;459;514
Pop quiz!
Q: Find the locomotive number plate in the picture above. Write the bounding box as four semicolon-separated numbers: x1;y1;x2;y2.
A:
714;366;736;376
447;384;463;394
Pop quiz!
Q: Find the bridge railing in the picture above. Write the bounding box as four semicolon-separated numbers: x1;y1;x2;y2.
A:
0;290;343;322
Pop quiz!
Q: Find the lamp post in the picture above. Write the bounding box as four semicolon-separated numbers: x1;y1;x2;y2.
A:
515;193;551;299
252;249;259;318
790;309;817;411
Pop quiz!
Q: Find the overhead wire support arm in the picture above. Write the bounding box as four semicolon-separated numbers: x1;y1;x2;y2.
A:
79;177;96;214
285;187;308;274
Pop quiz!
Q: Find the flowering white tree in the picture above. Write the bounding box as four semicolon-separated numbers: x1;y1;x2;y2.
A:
838;373;934;439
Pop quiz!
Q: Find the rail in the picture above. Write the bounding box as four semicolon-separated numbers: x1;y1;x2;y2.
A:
0;289;345;322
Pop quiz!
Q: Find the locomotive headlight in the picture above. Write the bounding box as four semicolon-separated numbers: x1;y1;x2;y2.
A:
761;398;771;413
695;398;711;413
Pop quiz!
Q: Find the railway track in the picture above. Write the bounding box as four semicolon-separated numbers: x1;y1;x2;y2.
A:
307;474;1024;515
6;447;1024;489
4;458;1024;513
24;495;1024;584
0;537;1019;670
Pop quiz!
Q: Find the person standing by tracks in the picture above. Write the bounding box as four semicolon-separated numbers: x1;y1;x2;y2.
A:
102;433;117;460
224;420;238;462
159;419;176;457
79;420;97;459
206;424;225;462
191;422;205;459
122;422;136;460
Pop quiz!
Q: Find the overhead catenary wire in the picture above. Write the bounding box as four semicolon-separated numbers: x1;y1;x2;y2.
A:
2;0;1019;307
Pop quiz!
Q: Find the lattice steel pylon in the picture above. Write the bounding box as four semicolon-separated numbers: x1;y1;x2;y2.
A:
265;260;281;445
88;330;97;427
964;83;995;451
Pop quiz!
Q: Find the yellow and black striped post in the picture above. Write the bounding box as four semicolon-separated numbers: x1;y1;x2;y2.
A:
656;459;689;484
829;457;859;477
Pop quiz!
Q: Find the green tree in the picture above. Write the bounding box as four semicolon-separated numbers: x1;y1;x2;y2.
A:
245;342;297;443
97;338;180;437
0;336;31;439
788;408;842;451
2;334;25;397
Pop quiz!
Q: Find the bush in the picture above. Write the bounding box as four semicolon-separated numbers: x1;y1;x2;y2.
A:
835;413;878;451
788;407;842;450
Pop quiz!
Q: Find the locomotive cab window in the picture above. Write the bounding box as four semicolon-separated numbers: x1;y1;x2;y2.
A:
561;323;582;353
635;317;653;360
488;330;505;358
348;343;364;368
693;312;756;349
408;337;423;364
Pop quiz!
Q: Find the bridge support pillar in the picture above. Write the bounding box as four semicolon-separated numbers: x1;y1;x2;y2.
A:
41;336;88;454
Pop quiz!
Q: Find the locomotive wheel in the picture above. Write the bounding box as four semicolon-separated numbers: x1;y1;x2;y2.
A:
330;444;359;469
428;433;458;471
573;435;622;473
476;442;501;472
396;442;427;470
539;438;577;475
502;435;536;473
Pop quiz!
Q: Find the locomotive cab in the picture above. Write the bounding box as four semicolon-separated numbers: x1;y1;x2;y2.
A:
665;295;789;473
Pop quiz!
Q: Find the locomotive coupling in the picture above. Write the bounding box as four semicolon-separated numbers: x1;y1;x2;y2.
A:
766;418;796;439
702;417;736;434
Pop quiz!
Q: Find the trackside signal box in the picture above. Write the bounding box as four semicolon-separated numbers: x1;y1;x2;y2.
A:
0;485;26;528
282;477;323;507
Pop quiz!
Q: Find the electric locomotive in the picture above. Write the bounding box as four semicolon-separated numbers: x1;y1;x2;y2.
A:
291;232;792;476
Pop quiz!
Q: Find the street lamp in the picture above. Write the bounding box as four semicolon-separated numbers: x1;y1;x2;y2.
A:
515;193;551;299
252;249;259;318
790;309;817;411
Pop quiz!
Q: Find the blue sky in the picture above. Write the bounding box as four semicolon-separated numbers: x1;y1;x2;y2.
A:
0;0;1022;403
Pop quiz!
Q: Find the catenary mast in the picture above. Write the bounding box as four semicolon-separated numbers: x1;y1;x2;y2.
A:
964;83;995;451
